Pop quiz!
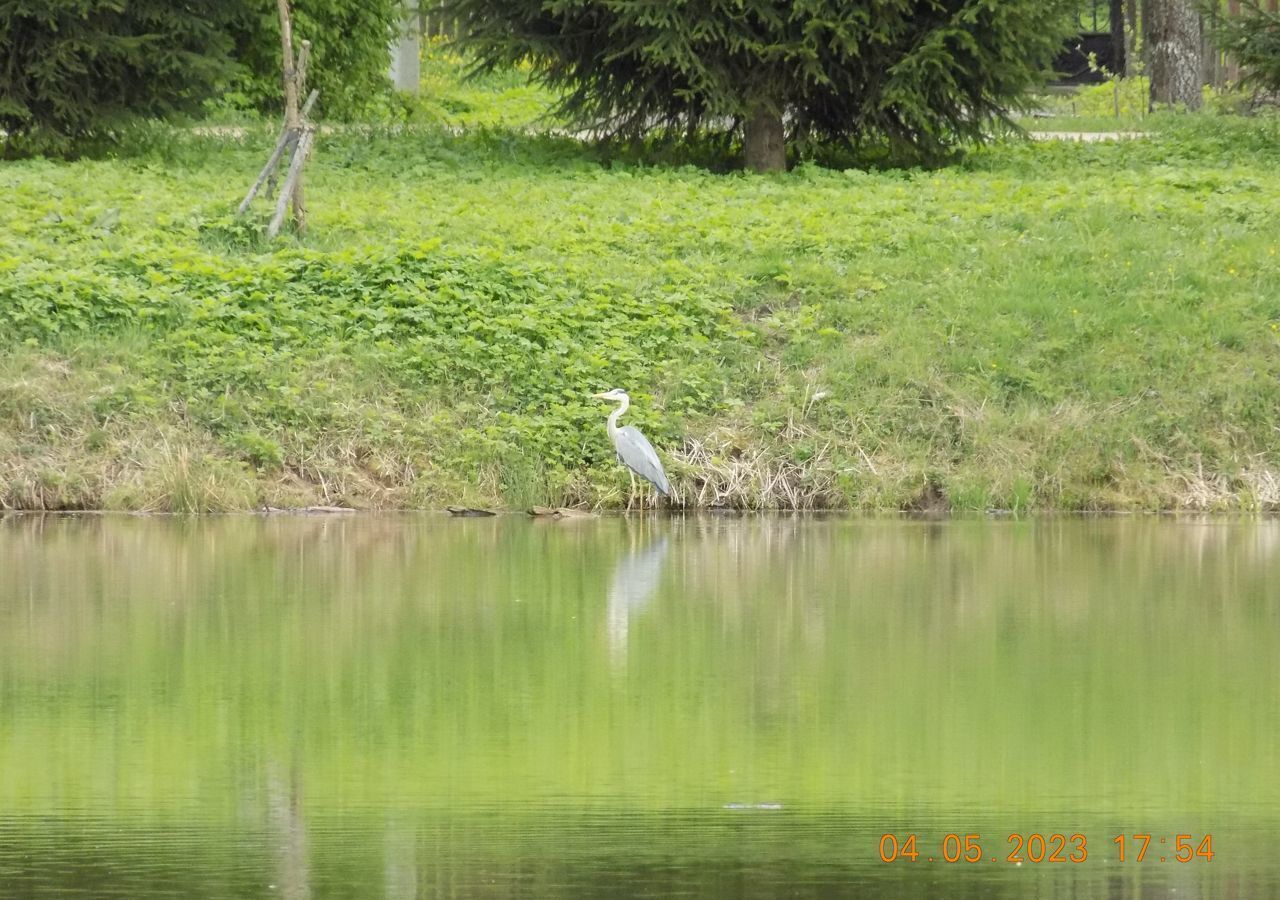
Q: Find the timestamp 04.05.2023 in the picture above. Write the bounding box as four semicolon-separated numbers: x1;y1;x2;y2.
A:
879;833;1215;865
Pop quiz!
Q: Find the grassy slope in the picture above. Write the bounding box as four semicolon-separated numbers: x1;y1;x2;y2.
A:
1;97;1279;511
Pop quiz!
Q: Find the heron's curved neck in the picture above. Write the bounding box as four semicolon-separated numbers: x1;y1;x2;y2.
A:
606;395;630;437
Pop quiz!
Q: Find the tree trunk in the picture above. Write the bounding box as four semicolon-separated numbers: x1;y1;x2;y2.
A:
1148;0;1203;109
1124;0;1138;77
278;0;300;130
1201;9;1218;89
743;105;786;173
1110;0;1127;76
1140;0;1152;70
1225;0;1240;84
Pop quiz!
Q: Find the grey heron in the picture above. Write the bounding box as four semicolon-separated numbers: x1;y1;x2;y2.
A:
591;388;672;505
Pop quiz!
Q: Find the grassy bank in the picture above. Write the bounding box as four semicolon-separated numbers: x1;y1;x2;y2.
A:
2;111;1279;511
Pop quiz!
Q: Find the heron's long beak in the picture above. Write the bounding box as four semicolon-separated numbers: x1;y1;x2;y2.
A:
590;391;610;399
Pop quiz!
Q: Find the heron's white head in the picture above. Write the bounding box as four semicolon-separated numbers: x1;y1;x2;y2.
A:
591;388;629;402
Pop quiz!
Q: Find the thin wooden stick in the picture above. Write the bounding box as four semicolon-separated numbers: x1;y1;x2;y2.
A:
277;0;299;131
292;179;307;232
237;128;291;214
268;130;313;238
285;72;319;232
238;0;318;233
291;133;309;233
265;132;299;202
275;1;309;232
295;41;311;102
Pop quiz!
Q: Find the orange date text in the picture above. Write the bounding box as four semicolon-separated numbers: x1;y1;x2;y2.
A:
878;833;1214;864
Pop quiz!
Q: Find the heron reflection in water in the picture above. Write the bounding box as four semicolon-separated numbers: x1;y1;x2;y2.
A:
591;388;672;509
607;535;670;667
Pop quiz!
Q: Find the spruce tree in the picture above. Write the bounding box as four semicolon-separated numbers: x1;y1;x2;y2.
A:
0;1;240;156
1211;2;1280;99
444;0;1078;170
0;0;402;157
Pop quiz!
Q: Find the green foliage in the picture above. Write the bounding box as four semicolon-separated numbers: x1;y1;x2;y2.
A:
0;0;240;157
227;431;285;470
1059;77;1152;120
1210;1;1280;96
0;0;405;156
225;0;402;120
1;106;1279;510
1023;78;1245;134
407;37;558;129
443;0;1079;163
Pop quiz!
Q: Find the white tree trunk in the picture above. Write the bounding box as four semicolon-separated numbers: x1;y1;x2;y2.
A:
1148;0;1202;109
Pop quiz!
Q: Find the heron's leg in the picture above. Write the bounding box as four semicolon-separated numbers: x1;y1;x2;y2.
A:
627;470;636;511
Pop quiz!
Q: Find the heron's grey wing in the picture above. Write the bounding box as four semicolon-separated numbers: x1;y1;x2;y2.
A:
615;425;672;495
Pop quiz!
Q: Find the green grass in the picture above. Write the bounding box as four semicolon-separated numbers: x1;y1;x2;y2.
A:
1;102;1279;511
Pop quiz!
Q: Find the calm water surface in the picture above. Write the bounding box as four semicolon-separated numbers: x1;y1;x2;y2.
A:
1;514;1277;898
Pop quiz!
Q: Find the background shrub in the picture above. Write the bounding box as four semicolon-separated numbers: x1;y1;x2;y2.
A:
225;0;402;120
0;0;240;157
0;0;402;157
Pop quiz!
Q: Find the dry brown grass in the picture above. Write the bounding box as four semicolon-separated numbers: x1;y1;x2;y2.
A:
3;348;1278;514
669;420;843;510
1172;458;1280;512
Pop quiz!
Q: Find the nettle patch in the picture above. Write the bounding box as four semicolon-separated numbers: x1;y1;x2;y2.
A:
0;242;737;472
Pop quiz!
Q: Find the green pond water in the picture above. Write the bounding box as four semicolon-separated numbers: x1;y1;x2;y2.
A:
0;514;1277;898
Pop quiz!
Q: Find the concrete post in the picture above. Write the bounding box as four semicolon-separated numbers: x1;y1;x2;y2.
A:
390;3;420;95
